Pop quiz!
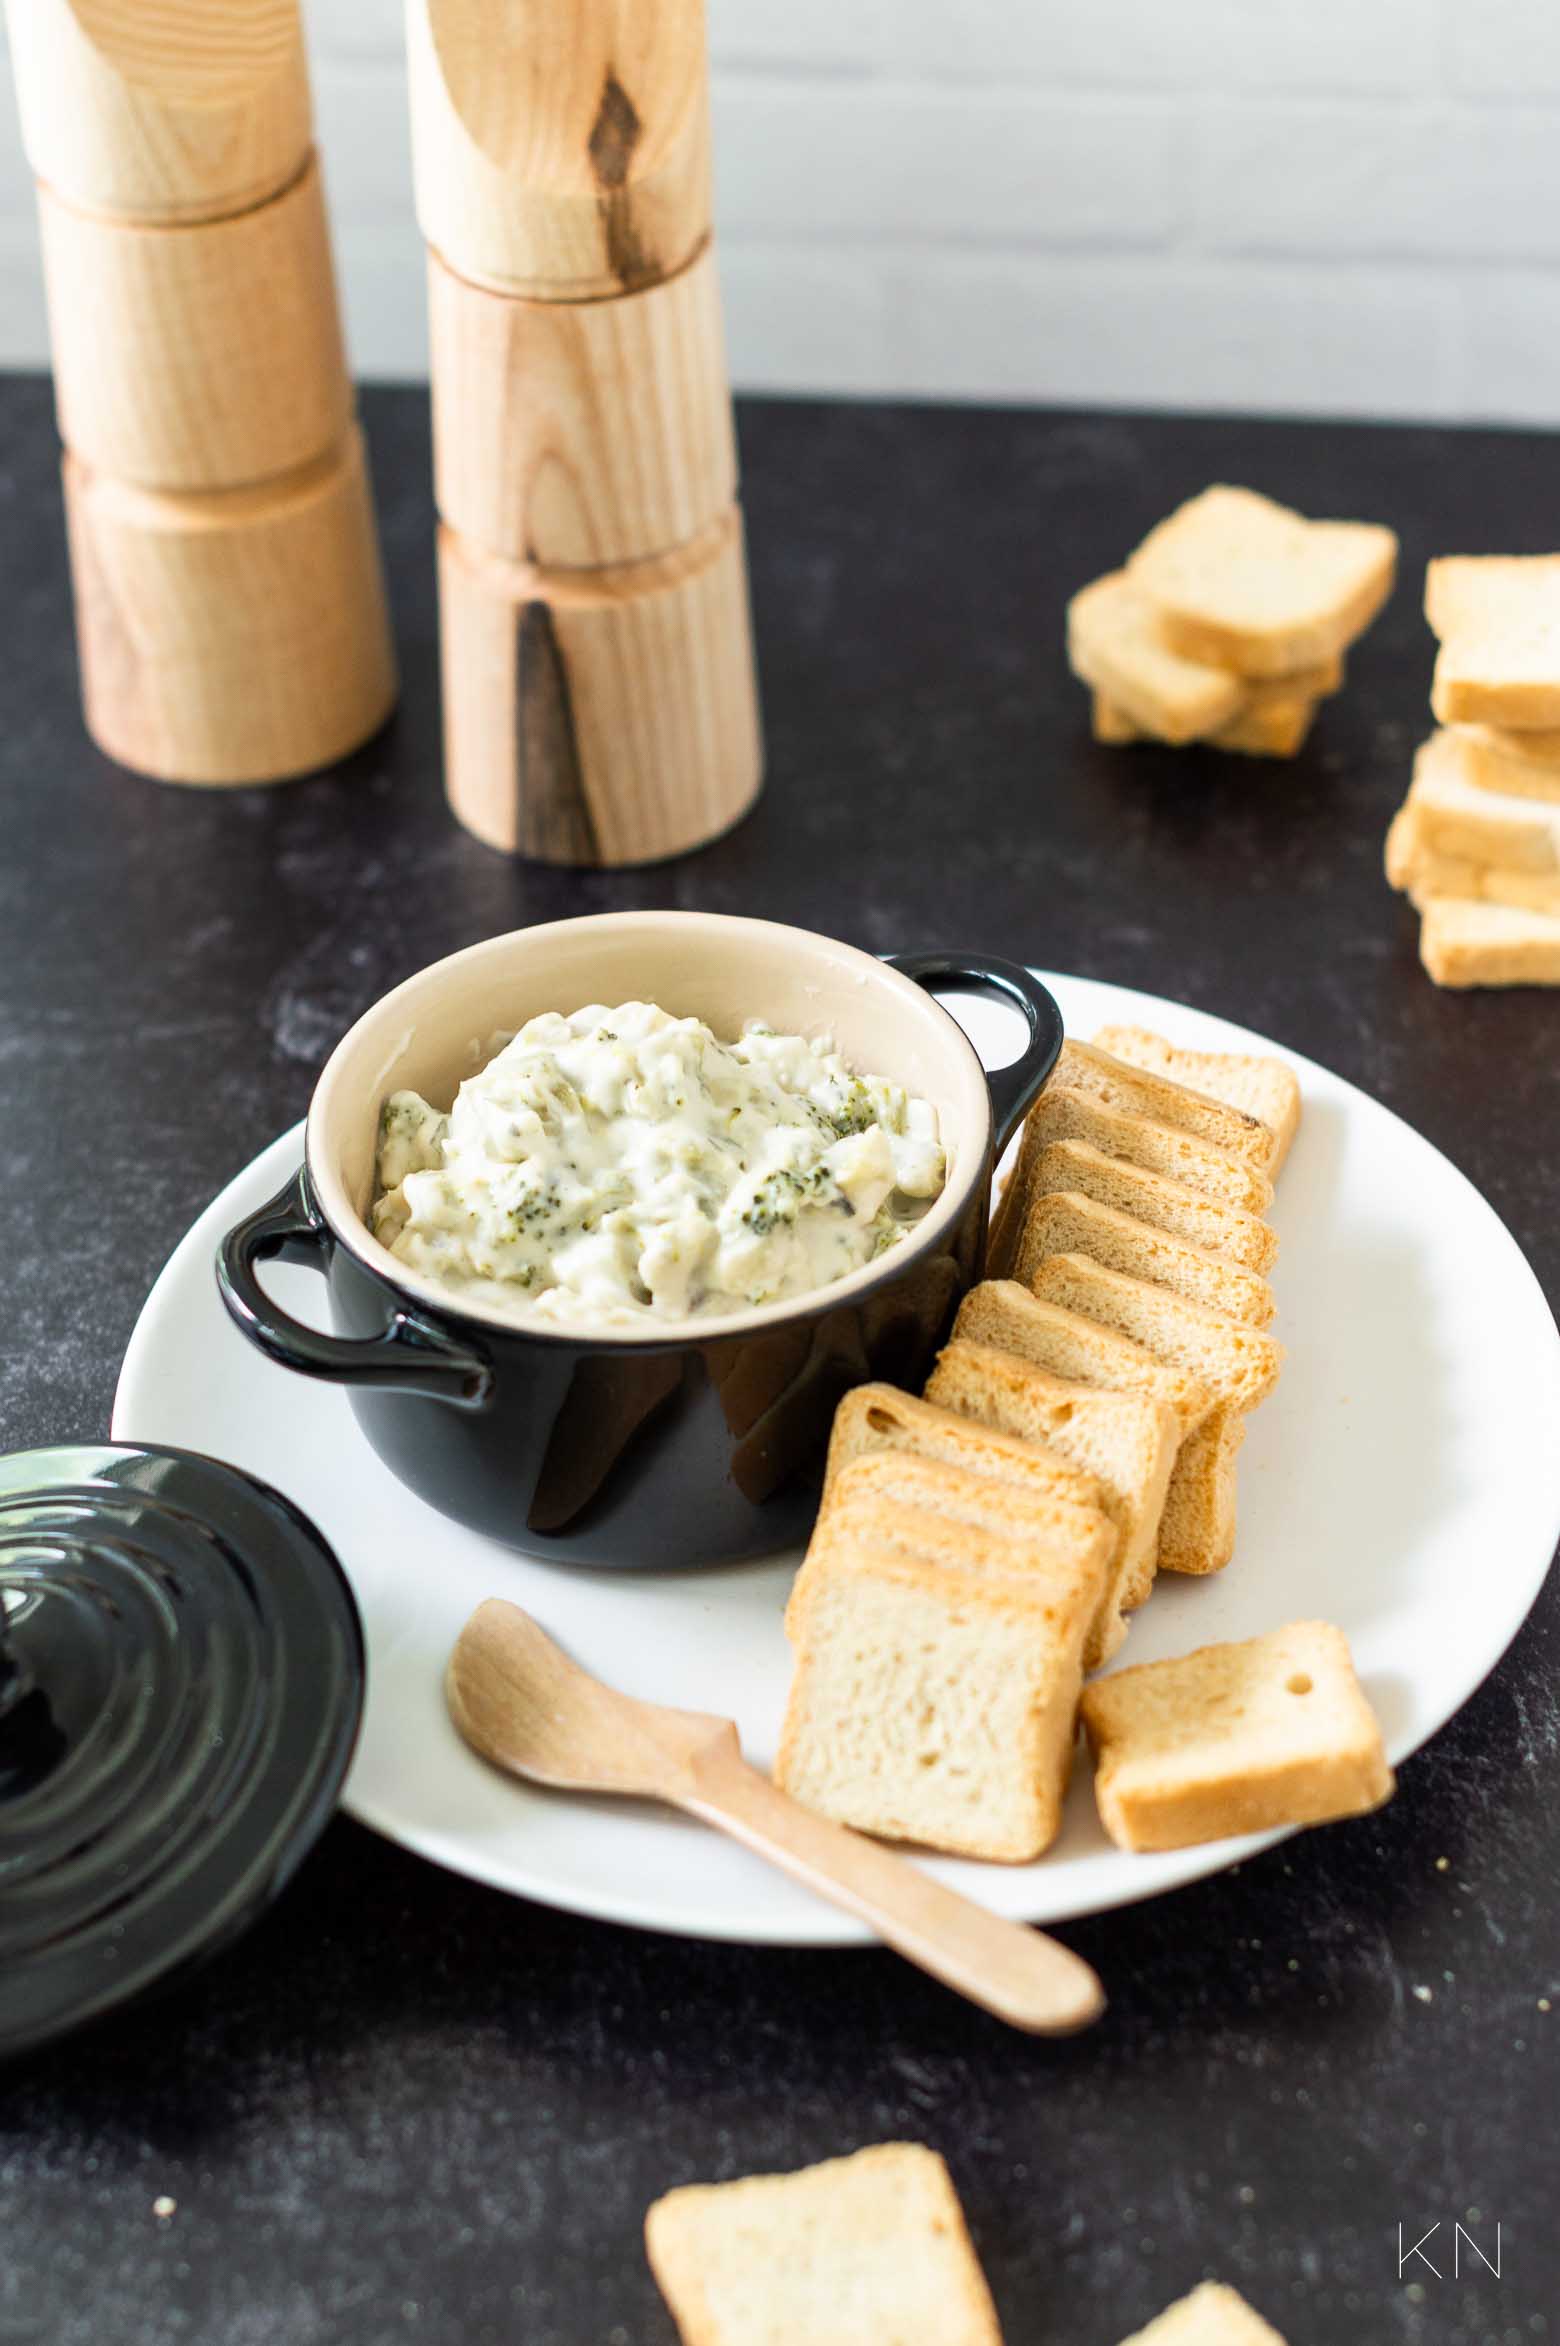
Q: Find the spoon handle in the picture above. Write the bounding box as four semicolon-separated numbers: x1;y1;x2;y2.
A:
677;1747;1104;2036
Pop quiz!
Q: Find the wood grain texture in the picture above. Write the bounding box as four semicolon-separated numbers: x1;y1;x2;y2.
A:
40;154;350;491
437;506;761;865
428;237;734;566
406;0;711;297
447;1598;1105;2036
3;0;311;223
64;427;397;786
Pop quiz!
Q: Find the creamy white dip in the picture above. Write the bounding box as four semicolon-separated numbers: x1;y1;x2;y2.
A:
370;1001;947;1328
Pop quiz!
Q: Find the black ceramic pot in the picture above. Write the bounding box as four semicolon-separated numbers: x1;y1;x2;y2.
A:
217;914;1062;1568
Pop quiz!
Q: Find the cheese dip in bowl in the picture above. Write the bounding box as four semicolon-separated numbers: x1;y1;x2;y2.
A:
371;1004;947;1328
218;914;1062;1569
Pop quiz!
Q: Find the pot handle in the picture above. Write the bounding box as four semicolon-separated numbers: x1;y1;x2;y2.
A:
216;1166;494;1410
887;952;1065;1156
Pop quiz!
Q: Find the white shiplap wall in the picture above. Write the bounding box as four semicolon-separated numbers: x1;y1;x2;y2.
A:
2;0;1560;423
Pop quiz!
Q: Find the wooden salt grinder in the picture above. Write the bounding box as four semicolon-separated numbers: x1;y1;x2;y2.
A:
409;0;762;864
5;0;396;785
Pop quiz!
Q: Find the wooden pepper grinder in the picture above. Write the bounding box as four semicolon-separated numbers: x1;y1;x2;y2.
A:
4;0;397;786
407;0;763;864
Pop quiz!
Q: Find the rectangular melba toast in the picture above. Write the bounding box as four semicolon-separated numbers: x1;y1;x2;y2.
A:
1080;1619;1393;1852
1088;1025;1301;1176
1053;1039;1276;1171
925;1339;1178;1664
786;1448;1112;1636
1426;553;1560;729
778;1542;1097;1862
1011;1190;1276;1330
824;1384;1106;1515
1023;1252;1283;1416
1385;801;1560;916
1408;730;1560;873
994;1089;1275;1268
1069;571;1249;743
1025;1253;1284;1578
645;2143;1006;2346
1023;1138;1277;1271
1126;485;1397;677
954;1280;1213;1436
1419;898;1560;988
951;1279;1214;1607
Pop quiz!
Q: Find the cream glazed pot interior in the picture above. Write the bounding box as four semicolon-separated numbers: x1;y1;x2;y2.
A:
307;911;996;1342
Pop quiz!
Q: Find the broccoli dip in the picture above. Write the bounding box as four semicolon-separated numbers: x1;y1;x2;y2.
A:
371;1001;947;1327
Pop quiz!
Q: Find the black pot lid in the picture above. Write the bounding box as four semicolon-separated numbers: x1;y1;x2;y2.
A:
0;1443;364;2061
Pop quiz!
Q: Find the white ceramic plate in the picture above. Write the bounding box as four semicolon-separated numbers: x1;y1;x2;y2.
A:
113;975;1560;1945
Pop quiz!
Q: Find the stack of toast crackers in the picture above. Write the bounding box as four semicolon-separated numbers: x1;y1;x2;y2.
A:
776;1029;1394;1866
1069;485;1397;758
1386;555;1560;986
646;2142;1291;2346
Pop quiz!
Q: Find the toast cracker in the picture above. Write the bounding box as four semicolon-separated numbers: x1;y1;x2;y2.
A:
953;1279;1216;1603
1196;694;1317;758
1081;1620;1393;1852
993;1089;1274;1284
1025;1139;1276;1269
989;1051;1276;1317
1426;554;1560;728
1054;1040;1276;1169
778;1545;1096;1861
1116;2281;1289;2344
1025;1253;1283;1412
805;1482;1105;1603
1156;1408;1245;1578
1127;486;1397;677
1090;1025;1301;1174
1069;572;1248;743
1407;731;1560;873
925;1339;1178;1664
646;2144;1005;2346
823;1449;1112;1559
787;1451;1113;1635
1012;1191;1276;1328
1385;801;1560;915
1027;1253;1284;1575
955;1281;1213;1435
1094;691;1317;758
1419;898;1560;987
825;1385;1106;1515
1455;722;1560;800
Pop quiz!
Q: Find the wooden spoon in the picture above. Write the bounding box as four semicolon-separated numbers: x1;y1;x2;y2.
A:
447;1598;1104;2036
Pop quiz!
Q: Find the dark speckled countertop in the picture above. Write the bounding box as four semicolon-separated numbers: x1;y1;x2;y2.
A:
1;379;1556;2345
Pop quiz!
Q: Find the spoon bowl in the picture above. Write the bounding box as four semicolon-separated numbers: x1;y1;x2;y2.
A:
448;1597;1105;2037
